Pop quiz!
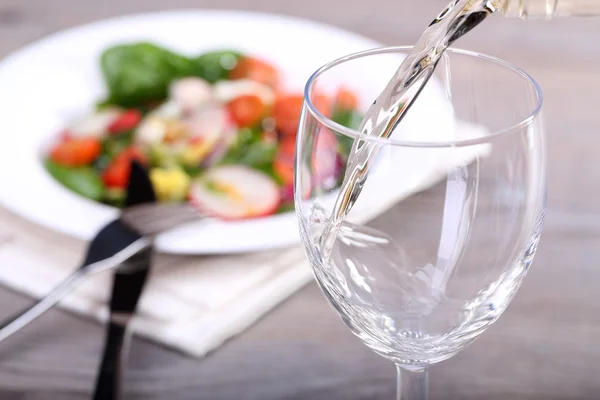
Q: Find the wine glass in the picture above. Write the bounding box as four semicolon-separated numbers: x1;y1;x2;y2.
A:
294;46;545;400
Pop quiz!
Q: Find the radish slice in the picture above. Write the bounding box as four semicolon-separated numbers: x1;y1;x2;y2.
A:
189;166;280;219
200;132;235;168
135;101;183;145
169;77;214;111
183;106;233;164
186;105;231;142
69;108;121;138
136;117;168;145
213;79;275;106
154;100;184;119
312;128;339;190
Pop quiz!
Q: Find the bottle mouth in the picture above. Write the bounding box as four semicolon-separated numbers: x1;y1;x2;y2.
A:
304;45;543;148
494;0;561;19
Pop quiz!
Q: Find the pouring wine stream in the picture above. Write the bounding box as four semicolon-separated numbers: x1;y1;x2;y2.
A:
319;0;497;288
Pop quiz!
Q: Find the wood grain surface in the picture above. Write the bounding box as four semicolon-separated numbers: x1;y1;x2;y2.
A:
0;0;599;399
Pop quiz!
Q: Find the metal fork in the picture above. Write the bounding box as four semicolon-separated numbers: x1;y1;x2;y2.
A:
0;203;203;343
121;203;202;235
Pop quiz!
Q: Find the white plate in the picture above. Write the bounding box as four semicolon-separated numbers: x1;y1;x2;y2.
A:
0;10;454;254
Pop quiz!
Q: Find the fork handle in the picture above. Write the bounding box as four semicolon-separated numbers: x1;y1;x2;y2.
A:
93;321;130;400
0;269;87;342
0;238;150;344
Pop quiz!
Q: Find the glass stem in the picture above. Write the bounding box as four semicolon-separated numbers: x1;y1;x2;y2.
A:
396;364;429;400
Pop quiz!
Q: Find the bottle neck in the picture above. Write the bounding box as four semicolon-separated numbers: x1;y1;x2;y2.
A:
494;0;600;18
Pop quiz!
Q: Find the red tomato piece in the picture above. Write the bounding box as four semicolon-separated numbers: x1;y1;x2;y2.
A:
50;137;102;167
107;109;142;134
312;92;332;118
102;146;148;189
334;87;359;110
274;136;297;186
273;95;303;137
278;136;296;161
229;57;280;88
274;157;294;186
227;95;267;128
273;92;332;137
102;160;130;189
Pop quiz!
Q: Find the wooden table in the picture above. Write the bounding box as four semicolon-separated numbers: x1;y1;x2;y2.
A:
0;0;599;398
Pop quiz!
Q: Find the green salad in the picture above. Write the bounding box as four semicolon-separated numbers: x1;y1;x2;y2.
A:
45;42;362;219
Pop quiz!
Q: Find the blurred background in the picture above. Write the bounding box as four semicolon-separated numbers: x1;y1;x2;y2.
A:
0;0;599;399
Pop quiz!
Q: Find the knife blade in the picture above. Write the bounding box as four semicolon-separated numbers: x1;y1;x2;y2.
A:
92;161;155;400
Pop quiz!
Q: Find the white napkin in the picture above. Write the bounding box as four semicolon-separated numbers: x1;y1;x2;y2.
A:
0;232;311;357
0;120;488;358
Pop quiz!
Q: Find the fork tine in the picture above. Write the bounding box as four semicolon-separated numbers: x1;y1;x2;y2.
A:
121;203;205;236
134;208;203;235
124;204;174;220
124;203;197;223
124;203;199;223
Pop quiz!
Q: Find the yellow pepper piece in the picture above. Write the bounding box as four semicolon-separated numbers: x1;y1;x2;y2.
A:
150;167;190;202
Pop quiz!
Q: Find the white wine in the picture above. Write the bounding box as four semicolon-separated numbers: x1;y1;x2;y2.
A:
495;0;600;18
319;0;598;259
320;0;496;256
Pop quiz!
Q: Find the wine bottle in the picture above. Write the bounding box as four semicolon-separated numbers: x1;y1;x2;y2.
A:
494;0;600;18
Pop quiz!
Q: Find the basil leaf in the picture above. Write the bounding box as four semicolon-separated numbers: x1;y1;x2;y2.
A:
45;160;105;201
100;42;195;107
219;126;263;165
237;141;277;168
193;50;243;83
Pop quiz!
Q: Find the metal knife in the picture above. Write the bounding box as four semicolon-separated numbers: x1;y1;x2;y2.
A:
92;161;155;400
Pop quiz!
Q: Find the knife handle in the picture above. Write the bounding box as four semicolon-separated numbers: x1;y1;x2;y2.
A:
93;319;131;400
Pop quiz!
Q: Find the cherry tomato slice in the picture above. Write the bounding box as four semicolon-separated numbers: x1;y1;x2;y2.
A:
50;137;102;167
278;136;296;161
102;160;129;189
334;87;359;110
312;92;332;118
107;109;142;134
229;57;280;88
227;95;266;128
102;146;148;189
273;95;303;137
274;157;294;186
273;92;332;137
